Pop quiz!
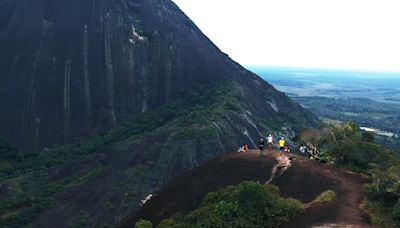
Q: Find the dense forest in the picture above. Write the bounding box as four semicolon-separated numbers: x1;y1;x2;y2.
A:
292;96;400;153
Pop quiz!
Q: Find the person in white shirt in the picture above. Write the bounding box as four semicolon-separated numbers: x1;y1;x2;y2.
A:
299;145;306;156
267;134;273;151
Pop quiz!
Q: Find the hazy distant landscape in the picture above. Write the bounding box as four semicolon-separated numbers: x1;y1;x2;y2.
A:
249;66;400;103
250;66;400;152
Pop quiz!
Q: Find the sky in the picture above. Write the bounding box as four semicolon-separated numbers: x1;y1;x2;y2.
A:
172;0;400;72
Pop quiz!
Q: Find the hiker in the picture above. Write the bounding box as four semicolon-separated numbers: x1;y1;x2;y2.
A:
243;143;249;152
258;138;265;156
278;137;285;152
299;145;306;156
238;143;249;153
267;134;273;151
307;146;313;158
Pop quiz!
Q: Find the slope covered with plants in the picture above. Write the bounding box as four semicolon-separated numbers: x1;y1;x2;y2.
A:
0;80;318;227
297;122;400;227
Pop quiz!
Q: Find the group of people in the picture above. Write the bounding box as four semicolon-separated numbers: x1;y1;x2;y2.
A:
238;134;290;155
237;135;320;160
299;143;320;159
258;135;289;155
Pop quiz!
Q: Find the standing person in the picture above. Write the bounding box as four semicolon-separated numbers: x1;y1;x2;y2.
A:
278;137;285;152
258;138;265;156
267;134;273;151
299;145;306;156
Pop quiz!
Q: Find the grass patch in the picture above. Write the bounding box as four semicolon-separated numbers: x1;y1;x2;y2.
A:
313;190;336;204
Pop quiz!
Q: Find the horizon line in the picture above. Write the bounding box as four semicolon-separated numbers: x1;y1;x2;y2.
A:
245;65;400;75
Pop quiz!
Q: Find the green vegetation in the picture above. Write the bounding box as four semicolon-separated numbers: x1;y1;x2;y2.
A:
71;211;96;228
0;138;19;161
0;80;251;227
157;181;304;228
363;201;397;228
299;122;400;227
1;80;242;175
292;96;400;153
0;79;317;227
302;122;397;172
364;165;400;227
135;219;153;228
313;190;336;204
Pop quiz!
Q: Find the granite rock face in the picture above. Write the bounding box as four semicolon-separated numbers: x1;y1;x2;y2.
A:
0;0;240;149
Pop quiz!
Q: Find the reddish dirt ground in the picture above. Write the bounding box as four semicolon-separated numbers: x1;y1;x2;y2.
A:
118;150;373;228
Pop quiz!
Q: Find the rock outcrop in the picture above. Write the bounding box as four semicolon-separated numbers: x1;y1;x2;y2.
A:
0;0;253;149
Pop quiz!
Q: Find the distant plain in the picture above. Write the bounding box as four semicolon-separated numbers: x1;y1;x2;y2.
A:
250;66;400;152
249;66;400;104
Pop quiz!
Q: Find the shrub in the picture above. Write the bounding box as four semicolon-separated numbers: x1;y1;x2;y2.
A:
135;219;152;228
159;181;304;227
364;201;397;228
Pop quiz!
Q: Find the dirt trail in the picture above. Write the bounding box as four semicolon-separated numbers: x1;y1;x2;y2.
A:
275;154;373;228
265;153;292;184
118;150;373;228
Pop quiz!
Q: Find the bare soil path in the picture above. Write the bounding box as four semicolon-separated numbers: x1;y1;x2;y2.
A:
276;153;373;228
118;150;373;228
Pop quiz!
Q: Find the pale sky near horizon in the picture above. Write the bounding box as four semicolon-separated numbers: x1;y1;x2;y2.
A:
172;0;400;72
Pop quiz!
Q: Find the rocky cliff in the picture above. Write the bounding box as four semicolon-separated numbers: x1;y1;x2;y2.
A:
0;0;246;149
